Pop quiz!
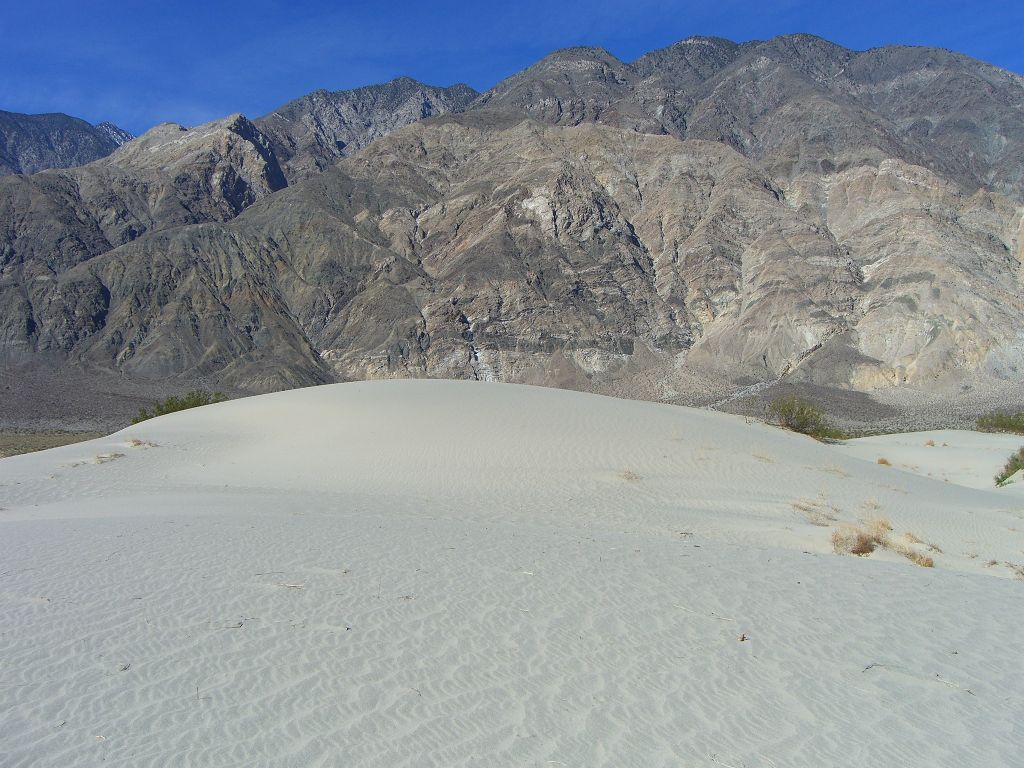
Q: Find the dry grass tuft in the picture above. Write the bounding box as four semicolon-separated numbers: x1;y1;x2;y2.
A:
902;531;942;553
866;517;892;536
983;560;1024;579
902;551;935;568
832;518;935;567
815;465;851;478
831;526;883;556
793;494;842;526
849;532;879;555
620;469;642;482
877;457;891;466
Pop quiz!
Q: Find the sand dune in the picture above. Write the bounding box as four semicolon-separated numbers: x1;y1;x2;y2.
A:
2;381;1022;766
836;430;1024;492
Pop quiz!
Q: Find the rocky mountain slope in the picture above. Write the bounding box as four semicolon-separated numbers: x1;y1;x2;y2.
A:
0;113;285;275
476;35;1024;198
0;110;133;176
0;114;287;371
255;77;478;181
1;35;1022;428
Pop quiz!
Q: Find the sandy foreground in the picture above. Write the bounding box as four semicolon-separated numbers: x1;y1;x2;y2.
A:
1;380;1022;767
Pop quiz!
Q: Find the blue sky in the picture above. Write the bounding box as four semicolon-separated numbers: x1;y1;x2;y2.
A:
3;0;1022;135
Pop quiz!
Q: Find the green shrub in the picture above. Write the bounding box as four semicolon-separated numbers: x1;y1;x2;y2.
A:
995;446;1024;486
977;412;1024;435
767;396;847;441
132;390;228;424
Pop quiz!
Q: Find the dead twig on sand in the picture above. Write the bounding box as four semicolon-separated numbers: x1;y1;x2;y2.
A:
674;604;735;622
862;663;975;696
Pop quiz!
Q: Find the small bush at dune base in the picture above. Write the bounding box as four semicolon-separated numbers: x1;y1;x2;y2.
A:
767;396;847;441
977;412;1024;435
995;446;1024;486
132;390;228;424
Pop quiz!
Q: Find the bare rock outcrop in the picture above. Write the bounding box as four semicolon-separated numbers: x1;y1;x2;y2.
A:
255;77;478;181
0;114;287;363
11;114;1018;406
479;34;1024;199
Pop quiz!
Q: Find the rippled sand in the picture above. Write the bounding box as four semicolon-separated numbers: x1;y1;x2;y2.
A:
2;380;1021;767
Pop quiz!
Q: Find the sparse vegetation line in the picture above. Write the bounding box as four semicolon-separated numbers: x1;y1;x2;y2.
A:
767;396;847;441
994;446;1024;486
132;390;228;424
977;412;1024;435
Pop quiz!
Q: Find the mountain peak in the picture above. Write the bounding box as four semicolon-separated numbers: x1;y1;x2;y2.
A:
541;45;621;63
675;35;739;49
93;121;134;146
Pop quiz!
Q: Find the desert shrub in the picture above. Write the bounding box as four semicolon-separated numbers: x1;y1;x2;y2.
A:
995;446;1024;486
977;412;1024;435
903;551;935;568
831;518;889;556
767;396;847;441
132;390;228;424
832;527;880;555
832;518;934;567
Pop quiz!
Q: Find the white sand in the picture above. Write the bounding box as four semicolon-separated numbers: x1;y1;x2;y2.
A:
1;380;1022;767
835;430;1024;491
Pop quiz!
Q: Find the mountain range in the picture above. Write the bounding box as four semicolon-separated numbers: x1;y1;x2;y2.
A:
0;110;133;176
1;34;1022;429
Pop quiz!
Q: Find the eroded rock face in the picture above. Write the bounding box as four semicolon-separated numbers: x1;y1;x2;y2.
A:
255;77;478;181
782;160;1024;388
471;48;663;134
8;114;1018;402
479;34;1024;199
0;110;134;176
1;34;1023;421
0;114;287;364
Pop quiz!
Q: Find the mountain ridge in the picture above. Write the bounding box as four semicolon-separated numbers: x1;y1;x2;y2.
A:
1;33;1022;429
